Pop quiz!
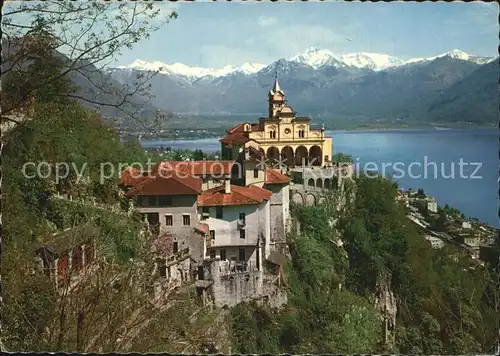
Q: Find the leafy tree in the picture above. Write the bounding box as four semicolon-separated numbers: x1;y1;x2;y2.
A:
1;100;158;351
332;152;353;164
192;149;205;161
432;210;448;231
122;136;148;164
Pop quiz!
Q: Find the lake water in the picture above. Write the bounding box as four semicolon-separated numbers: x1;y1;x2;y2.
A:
141;128;499;226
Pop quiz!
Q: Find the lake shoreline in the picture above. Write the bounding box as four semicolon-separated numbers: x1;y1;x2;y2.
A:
139;125;496;142
140;129;498;226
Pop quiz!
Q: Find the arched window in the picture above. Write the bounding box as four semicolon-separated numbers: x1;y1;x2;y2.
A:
269;130;276;139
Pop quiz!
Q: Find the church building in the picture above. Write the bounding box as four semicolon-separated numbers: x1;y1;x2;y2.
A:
220;78;333;168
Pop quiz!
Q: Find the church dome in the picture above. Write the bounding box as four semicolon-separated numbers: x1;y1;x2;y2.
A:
280;105;294;113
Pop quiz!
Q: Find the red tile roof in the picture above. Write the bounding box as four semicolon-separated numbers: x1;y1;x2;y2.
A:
219;132;251;145
226;122;262;134
153;160;234;176
125;171;202;197
197;184;272;207
194;223;209;235
265;168;290;185
227;122;248;134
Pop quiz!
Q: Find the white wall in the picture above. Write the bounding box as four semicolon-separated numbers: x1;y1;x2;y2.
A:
136;195;204;262
261;200;271;258
282;185;290;231
266;184;291;243
201;204;262;247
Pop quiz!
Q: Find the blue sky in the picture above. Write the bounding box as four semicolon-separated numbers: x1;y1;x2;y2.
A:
6;1;498;68
113;1;498;67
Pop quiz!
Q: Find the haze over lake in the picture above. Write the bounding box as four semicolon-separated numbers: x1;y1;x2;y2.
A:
141;128;498;227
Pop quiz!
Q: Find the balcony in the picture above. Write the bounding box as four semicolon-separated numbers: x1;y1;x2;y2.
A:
218;260;257;278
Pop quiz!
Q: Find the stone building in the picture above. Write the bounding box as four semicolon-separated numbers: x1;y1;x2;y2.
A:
424;235;445;249
121;161;291;308
124;169;207;266
195;256;287;309
220;79;333;168
427;200;438;213
35;224;99;292
197;181;272;267
118;81;350;308
263;169;291;253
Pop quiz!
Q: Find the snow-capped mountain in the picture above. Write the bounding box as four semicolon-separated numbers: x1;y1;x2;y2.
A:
289;47;405;71
116;59;265;82
404;49;496;66
113;48;495;81
106;47;496;122
339;52;405;71
289;47;345;69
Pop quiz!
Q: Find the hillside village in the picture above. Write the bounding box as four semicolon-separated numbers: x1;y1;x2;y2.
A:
34;80;355;310
399;188;498;263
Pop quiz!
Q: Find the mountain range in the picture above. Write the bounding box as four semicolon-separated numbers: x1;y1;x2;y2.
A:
4;35;495;129
107;48;497;125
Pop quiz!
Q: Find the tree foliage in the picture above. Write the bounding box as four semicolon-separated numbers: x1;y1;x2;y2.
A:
1;99;153;351
231;200;382;354
331;152;353;164
231;174;499;354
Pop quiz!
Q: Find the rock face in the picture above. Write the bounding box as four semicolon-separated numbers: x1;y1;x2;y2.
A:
198;259;287;309
374;275;397;347
202;309;232;354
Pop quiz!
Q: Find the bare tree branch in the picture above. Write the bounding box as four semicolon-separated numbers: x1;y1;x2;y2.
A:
2;1;177;127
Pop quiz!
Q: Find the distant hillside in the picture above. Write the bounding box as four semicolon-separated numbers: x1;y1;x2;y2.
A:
426;60;498;124
1;37;167;130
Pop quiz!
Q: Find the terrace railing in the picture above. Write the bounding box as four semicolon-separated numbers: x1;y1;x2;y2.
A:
218;260;258;277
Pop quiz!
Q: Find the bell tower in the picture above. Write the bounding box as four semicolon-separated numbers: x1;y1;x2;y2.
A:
268;73;285;119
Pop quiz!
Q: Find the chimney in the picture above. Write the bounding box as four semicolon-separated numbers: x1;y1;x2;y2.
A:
224;179;231;194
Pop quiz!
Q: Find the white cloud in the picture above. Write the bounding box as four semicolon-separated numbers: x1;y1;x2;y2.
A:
443;3;498;35
257;16;278;27
199;45;270;67
259;24;347;58
197;21;348;68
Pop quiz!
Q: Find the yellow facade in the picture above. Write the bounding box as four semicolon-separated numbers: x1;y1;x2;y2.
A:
221;79;333;167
